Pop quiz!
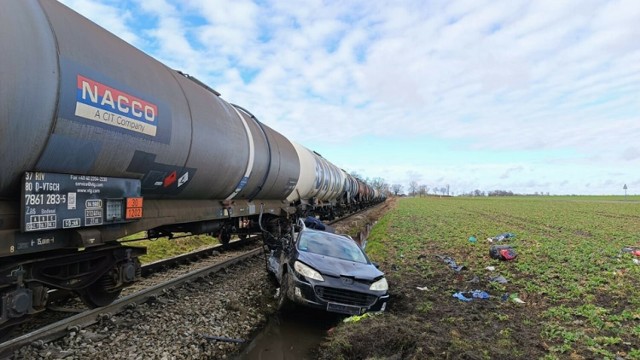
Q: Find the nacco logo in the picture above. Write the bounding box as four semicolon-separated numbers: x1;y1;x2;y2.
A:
77;75;157;123
75;75;159;137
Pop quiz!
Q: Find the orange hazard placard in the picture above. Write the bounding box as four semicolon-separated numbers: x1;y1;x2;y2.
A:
126;207;143;219
126;197;143;208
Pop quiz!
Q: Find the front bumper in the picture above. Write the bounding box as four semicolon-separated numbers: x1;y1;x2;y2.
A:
289;273;389;315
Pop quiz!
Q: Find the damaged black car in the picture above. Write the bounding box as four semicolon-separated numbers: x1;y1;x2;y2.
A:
268;222;389;315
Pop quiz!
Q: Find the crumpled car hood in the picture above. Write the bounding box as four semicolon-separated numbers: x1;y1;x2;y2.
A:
296;251;384;281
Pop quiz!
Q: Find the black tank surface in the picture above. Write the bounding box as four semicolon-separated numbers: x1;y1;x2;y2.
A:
0;0;299;201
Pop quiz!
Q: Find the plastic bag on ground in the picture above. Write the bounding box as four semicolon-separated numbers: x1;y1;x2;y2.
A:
453;292;472;302
501;293;525;303
489;245;517;261
453;290;490;301
489;275;508;284
436;255;466;272
622;247;640;257
343;312;374;323
488;232;516;243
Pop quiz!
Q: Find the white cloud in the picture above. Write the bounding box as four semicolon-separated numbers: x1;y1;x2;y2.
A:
59;0;140;45
63;0;640;194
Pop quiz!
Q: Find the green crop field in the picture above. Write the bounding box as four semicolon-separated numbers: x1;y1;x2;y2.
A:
321;196;640;360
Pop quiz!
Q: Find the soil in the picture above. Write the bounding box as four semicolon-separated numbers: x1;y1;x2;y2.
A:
333;200;396;238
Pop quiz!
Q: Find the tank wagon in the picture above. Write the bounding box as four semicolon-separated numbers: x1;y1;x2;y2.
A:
0;0;384;328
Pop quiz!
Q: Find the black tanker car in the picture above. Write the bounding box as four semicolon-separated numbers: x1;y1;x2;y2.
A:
0;0;384;329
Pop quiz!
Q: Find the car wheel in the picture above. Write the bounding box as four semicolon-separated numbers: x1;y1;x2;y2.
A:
278;270;294;311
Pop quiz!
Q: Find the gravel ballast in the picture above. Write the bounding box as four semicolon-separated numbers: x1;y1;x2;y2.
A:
16;256;277;359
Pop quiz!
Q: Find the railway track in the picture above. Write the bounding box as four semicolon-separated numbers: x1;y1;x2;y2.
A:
0;239;263;358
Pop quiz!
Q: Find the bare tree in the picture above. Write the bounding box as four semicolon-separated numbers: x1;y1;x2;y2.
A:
418;185;428;197
473;189;485;197
408;181;418;196
371;177;389;194
391;184;404;196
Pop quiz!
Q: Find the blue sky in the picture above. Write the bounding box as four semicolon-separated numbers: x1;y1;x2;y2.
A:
61;0;639;195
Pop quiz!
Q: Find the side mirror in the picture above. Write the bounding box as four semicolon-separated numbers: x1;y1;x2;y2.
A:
372;262;380;269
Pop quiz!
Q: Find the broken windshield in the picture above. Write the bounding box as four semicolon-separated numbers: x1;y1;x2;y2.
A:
297;230;368;264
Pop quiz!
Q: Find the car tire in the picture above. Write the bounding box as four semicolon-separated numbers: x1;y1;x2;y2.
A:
278;270;294;311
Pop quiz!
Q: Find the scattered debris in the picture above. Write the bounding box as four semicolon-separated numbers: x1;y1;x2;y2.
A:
453;292;472;302
468;275;480;283
489;245;517;261
471;290;490;299
634;259;640;265
202;335;245;343
501;293;525;304
453;290;490;301
416;286;429;291
487;232;516;243
485;266;496;271
436;255;466;272
343;312;378;323
621;247;640;257
468;236;477;243
489;275;508;284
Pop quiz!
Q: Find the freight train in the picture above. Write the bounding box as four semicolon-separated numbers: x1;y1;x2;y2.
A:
0;0;384;328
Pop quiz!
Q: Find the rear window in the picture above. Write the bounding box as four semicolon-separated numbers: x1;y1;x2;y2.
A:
298;230;368;263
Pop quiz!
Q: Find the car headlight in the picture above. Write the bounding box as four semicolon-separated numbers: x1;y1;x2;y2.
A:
294;261;324;281
369;277;388;291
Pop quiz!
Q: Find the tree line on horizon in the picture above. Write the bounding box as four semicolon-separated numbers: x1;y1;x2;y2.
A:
348;172;613;198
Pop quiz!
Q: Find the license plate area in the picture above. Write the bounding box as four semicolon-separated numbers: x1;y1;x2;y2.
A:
326;302;363;315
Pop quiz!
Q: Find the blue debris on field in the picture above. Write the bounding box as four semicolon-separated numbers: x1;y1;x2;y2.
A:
453;290;490;301
436;255;466;272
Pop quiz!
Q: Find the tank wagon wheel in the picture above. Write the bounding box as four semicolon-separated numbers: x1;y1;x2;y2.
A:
218;229;231;246
78;275;122;308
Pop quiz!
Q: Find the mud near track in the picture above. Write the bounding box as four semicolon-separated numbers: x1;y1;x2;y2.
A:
236;307;341;360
